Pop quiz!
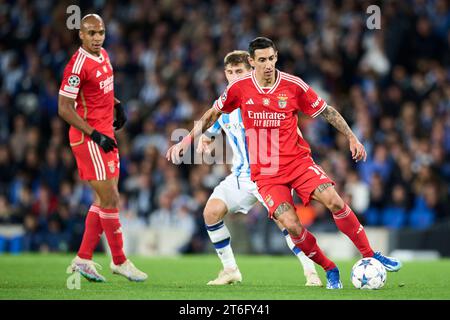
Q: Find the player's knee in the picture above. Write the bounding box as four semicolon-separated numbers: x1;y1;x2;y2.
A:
319;189;345;212
285;222;304;237
203;206;224;225
277;210;303;236
100;189;120;208
325;195;345;212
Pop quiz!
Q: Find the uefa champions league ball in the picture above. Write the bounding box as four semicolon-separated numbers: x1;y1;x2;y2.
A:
351;257;387;289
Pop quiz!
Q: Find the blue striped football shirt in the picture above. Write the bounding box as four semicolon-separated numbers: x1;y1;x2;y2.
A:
205;108;250;178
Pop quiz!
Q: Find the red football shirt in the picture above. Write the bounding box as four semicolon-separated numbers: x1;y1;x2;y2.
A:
213;70;328;183
59;47;115;145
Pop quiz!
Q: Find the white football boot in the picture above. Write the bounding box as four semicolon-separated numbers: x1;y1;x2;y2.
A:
110;259;148;282
207;267;242;285
67;256;106;282
304;270;323;287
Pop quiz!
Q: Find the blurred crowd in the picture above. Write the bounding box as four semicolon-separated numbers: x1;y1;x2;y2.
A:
0;0;448;254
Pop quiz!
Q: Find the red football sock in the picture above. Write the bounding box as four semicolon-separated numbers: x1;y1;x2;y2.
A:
332;204;374;258
99;207;126;265
78;205;103;260
290;228;336;271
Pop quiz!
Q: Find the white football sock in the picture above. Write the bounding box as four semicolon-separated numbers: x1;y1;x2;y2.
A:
206;220;237;270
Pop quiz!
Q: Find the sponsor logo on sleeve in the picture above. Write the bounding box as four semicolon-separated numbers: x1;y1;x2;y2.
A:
64;85;78;93
311;97;322;109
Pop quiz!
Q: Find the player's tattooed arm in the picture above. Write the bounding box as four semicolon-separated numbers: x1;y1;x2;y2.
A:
320;105;367;162
320;105;355;140
273;202;292;219
187;107;222;141
166;107;221;163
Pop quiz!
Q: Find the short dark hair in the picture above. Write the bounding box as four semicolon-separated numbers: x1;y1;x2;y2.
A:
248;37;277;57
223;50;251;70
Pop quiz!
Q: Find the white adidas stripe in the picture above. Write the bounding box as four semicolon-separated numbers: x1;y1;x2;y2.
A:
291;230;308;244
281;72;309;88
216;97;224;109
87;141;101;180
58;89;77;99
99;210;119;219
99;213;119;219
75;55;86;74
213;100;222;112
311;102;328;118
89;205;101;214
334;205;352;219
71;53;83;74
88;141;106;180
281;74;309;92
267;71;282;94
72;52;86;75
227;73;251;88
93;142;106;180
250;72;265;94
281;73;309;92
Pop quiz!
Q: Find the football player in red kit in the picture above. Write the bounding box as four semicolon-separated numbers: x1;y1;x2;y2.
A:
167;37;402;289
59;14;146;282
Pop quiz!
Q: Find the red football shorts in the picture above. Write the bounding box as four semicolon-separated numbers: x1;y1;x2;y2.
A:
256;155;335;218
71;138;120;181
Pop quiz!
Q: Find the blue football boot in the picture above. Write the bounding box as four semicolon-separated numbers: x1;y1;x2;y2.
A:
372;251;402;272
326;267;343;289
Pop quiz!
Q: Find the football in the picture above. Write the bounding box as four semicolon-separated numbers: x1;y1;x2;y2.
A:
351;257;387;289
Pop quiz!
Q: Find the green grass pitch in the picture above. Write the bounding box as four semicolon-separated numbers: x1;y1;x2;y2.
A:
0;254;449;300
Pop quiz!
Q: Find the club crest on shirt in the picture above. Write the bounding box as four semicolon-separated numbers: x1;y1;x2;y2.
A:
265;195;274;207
262;98;270;106
277;94;288;109
108;160;115;173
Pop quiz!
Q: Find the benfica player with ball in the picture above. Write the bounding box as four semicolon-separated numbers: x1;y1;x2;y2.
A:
167;37;401;289
59;14;146;282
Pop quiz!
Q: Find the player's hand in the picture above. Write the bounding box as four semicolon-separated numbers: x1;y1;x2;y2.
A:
196;135;213;154
349;136;367;162
166;142;185;164
91;130;117;153
113;102;127;130
166;135;192;164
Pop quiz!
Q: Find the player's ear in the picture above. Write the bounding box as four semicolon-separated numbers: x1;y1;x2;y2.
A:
79;29;83;40
248;56;255;68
